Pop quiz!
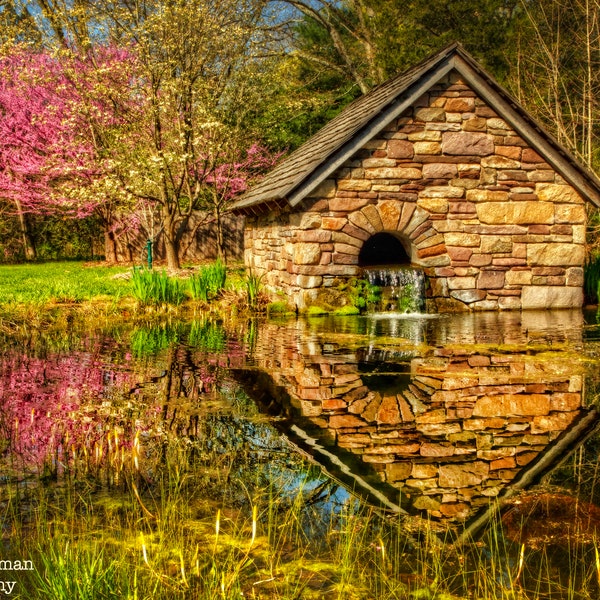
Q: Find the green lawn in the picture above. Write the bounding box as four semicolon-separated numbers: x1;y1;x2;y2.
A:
0;261;131;305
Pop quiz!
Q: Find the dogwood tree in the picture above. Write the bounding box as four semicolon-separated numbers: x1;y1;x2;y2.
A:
1;0;283;266
100;0;281;267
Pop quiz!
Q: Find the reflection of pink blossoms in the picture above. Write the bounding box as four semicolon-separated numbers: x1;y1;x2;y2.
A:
0;352;140;472
0;335;245;477
202;144;283;202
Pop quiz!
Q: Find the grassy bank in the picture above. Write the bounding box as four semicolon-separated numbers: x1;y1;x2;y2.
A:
0;261;131;305
0;261;270;334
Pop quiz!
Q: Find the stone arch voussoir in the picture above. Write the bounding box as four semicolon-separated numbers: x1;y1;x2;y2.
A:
349;202;449;267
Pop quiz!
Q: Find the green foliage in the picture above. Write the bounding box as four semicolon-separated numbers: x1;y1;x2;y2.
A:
33;215;104;261
585;253;600;305
393;0;520;79
396;282;420;313
340;277;381;312
287;0;520;103
131;268;185;307
0;211;103;264
306;305;328;316
188;259;227;302
246;55;360;153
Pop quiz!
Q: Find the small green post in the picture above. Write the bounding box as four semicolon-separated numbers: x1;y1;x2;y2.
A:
146;239;153;270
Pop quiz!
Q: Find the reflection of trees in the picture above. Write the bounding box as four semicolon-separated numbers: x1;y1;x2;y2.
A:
127;321;329;513
0;318;364;566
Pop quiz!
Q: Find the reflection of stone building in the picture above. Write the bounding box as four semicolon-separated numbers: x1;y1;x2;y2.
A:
237;314;597;524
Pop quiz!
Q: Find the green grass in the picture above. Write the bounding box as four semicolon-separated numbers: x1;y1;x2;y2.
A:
0;261;130;305
0;261;263;319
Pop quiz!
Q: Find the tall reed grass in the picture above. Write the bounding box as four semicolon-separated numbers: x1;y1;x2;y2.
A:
245;270;264;310
131;268;186;307
4;385;600;600
2;314;600;599
188;259;227;302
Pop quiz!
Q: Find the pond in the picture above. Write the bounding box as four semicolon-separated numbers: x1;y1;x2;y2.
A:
1;309;600;599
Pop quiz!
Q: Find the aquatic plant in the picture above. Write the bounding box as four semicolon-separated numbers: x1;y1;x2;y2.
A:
32;543;123;600
339;277;381;312
2;312;600;599
244;270;264;311
266;301;295;316
131;323;183;357
188;319;226;352
333;305;361;316
306;305;328;316
188;259;227;302
131;268;185;307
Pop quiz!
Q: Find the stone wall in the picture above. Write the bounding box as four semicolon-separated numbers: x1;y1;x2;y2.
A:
244;72;587;311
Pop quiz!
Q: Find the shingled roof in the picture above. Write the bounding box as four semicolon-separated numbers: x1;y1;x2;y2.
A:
233;42;600;213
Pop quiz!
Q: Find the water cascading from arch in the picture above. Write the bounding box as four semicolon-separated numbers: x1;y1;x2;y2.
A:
358;232;426;313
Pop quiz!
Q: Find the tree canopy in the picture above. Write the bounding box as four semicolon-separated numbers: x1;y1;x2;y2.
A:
0;0;599;263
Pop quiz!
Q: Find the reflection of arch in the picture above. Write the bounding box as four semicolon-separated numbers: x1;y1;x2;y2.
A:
358;232;411;266
234;318;592;528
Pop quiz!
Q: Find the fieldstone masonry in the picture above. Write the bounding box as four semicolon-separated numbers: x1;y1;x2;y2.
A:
243;70;589;311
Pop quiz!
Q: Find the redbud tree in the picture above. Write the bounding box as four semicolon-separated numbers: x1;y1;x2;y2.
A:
0;45;141;262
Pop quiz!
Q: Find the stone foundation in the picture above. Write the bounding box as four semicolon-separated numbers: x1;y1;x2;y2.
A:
244;73;586;311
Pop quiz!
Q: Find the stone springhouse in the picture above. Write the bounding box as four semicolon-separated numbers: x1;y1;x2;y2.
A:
233;44;600;311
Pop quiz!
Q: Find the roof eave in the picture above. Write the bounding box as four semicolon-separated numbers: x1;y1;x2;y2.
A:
285;59;456;207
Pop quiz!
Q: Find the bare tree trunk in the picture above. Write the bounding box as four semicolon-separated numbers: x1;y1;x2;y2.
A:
214;207;225;263
164;236;180;270
104;229;118;263
163;209;181;270
14;198;36;260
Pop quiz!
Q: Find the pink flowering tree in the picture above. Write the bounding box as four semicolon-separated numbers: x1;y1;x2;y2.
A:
0;37;281;266
0;45;141;262
189;142;282;261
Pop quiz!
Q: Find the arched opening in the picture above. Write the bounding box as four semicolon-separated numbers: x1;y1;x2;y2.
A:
359;232;425;313
358;232;410;267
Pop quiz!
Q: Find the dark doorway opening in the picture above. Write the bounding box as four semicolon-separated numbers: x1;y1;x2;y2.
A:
358;233;410;266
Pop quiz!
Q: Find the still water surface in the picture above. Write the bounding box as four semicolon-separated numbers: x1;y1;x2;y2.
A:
1;309;600;596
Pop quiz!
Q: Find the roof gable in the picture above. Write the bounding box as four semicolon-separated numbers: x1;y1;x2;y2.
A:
234;43;600;212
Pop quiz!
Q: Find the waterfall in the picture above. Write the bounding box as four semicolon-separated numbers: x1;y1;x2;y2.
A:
364;266;426;313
